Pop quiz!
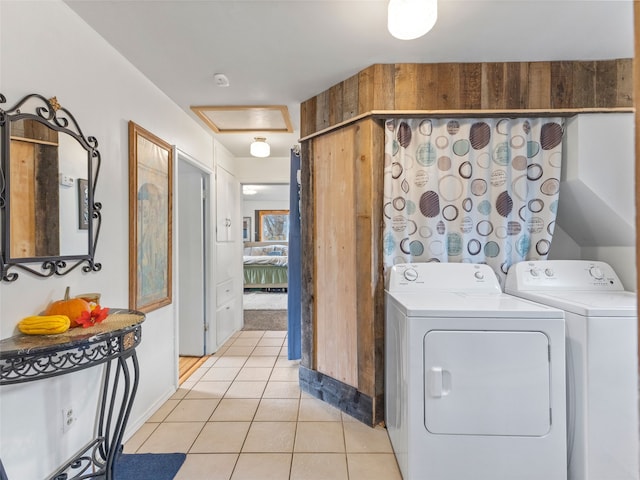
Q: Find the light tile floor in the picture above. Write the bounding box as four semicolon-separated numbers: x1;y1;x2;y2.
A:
124;330;402;480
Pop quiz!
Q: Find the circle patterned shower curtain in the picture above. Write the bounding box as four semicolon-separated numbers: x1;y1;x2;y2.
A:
382;117;563;287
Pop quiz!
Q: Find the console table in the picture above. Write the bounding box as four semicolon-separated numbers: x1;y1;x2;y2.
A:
0;309;145;480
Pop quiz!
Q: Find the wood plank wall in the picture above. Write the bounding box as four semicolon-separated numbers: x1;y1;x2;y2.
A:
300;140;314;370
313;127;359;386
355;119;385;411
301;60;633;137
300;118;386;424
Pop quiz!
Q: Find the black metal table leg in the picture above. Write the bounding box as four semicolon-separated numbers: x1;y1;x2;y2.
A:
99;352;140;480
0;310;145;480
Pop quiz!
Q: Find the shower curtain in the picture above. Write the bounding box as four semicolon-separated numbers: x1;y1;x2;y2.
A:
383;117;563;286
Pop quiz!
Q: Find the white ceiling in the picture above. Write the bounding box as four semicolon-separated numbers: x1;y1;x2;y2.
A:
64;0;634;158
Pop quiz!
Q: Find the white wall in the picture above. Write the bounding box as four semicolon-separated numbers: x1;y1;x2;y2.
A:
547;225;582;261
235;156;290;184
0;2;215;478
58;134;90;256
550;113;636;291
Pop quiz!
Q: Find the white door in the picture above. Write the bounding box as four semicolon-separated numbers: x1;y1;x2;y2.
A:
178;159;207;355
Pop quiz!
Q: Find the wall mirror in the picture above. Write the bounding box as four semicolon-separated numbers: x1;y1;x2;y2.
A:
0;93;102;281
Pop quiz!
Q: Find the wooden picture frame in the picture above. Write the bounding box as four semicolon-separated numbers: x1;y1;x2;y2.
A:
242;216;251;242
128;121;173;313
258;210;289;241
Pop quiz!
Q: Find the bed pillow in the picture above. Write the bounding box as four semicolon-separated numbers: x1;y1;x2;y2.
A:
245;244;288;256
271;245;288;256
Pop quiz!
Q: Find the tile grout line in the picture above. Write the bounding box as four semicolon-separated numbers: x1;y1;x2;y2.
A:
288;381;302;479
342;414;350;480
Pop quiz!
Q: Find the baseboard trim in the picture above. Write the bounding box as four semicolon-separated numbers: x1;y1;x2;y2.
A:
299;365;374;426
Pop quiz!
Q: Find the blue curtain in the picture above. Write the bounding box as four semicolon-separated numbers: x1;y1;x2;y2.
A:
287;148;302;360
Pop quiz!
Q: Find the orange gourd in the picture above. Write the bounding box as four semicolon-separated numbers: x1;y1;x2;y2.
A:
45;287;91;328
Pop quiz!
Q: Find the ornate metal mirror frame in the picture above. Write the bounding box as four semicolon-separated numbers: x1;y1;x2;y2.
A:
0;93;102;281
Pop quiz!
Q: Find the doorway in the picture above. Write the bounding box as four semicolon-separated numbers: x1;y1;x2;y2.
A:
241;183;290;330
176;151;212;381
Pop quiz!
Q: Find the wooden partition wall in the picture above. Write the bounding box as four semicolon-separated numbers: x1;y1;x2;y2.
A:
300;60;634;426
300;119;385;424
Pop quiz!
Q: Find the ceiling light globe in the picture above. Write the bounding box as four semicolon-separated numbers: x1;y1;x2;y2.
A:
388;0;438;40
250;137;270;158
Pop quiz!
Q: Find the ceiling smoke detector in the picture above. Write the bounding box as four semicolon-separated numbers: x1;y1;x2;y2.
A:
213;73;230;87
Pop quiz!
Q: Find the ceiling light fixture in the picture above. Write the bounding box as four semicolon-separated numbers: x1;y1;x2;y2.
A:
250;137;270;158
388;0;437;40
242;186;257;195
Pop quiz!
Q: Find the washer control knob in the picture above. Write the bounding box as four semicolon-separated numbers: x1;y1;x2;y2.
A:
530;269;539;277
544;268;554;277
589;266;604;280
474;271;484;280
403;268;418;282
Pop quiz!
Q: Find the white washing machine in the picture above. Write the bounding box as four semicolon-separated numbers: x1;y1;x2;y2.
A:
385;263;567;480
506;260;639;480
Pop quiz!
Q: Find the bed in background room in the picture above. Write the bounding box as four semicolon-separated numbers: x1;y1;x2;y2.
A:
243;241;288;290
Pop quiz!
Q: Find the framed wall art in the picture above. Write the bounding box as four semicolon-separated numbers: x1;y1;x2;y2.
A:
128;121;173;313
242;216;251;242
258;209;289;241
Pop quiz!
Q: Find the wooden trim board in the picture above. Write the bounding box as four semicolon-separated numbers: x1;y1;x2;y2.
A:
299;365;380;426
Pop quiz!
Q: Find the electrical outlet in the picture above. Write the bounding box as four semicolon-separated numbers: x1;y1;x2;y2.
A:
62;408;76;433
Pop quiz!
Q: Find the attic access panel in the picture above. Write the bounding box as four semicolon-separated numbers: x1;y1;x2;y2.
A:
191;105;293;134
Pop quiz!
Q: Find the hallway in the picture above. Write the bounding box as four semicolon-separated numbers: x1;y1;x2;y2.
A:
124;330;401;480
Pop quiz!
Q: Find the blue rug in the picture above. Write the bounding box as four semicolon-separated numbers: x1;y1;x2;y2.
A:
114;452;186;480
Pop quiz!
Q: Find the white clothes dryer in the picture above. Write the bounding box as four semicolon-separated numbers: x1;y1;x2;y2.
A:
385;263;567;480
506;260;639;480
